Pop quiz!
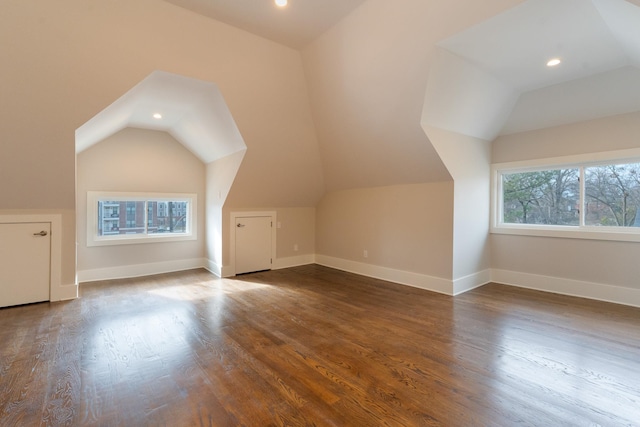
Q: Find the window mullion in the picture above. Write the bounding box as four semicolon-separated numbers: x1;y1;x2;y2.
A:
579;166;585;227
144;200;149;235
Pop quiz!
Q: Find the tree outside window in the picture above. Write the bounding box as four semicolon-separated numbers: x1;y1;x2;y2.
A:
585;163;640;227
500;161;640;229
502;169;579;226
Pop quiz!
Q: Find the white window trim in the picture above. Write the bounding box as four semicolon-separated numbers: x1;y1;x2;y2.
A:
87;191;197;247
491;148;640;243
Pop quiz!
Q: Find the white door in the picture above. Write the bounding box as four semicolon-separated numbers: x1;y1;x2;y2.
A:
235;216;272;275
0;222;51;307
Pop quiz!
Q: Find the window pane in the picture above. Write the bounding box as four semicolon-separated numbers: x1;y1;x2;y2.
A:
98;200;145;235
585;163;640;227
148;201;188;234
502;169;579;225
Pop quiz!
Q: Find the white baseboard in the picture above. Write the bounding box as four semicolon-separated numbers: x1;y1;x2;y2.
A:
491;269;640;308
51;282;79;302
220;265;234;278
77;258;207;283
75;254;640;308
204;259;222;278
452;269;491;296
273;254;316;270
315;254;453;295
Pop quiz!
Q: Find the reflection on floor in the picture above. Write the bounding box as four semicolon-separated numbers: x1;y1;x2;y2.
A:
1;265;639;426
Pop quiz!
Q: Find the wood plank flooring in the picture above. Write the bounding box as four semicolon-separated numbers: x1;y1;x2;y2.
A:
1;265;639;426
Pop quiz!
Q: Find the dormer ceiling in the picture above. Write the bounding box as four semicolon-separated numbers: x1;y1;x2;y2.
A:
76;0;640;157
75;71;246;163
426;0;640;139
438;0;636;92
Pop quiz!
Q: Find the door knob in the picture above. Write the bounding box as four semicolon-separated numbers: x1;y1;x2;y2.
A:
237;223;245;228
33;231;48;236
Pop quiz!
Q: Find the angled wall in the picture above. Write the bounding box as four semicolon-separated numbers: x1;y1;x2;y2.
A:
1;0;325;286
421;47;517;293
76;128;206;281
302;0;523;292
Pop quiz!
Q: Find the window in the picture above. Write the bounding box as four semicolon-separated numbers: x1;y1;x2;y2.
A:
584;163;640;227
502;168;579;226
492;149;640;242
88;192;197;246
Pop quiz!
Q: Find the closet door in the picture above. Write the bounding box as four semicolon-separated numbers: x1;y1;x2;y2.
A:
235;216;273;275
0;222;50;307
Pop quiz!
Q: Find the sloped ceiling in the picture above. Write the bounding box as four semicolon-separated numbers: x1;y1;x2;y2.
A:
429;0;640;138
162;0;368;49
166;0;640;141
75;71;246;164
75;0;640;195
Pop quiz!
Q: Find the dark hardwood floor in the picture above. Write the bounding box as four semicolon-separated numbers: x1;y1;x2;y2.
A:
1;265;639;426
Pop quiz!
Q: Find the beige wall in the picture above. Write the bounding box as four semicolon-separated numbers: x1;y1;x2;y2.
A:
315;183;454;280
301;0;522;192
493;111;640;163
77;128;206;273
274;207;316;259
1;0;324;285
491;111;640;290
424;126;491;282
220;206;316;274
205;150;245;274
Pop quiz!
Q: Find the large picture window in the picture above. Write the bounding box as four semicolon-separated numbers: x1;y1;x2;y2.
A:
87;192;197;246
492;150;640;242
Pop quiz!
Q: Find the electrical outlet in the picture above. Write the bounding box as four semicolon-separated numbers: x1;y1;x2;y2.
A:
363;249;368;258
294;244;299;252
277;222;282;229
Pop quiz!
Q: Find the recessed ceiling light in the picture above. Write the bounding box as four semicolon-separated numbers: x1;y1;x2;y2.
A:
275;0;287;7
547;58;561;67
153;113;162;119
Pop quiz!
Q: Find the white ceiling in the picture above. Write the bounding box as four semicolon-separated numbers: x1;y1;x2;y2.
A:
78;0;640;158
169;0;640;137
162;0;369;49
76;71;246;163
438;0;633;92
433;0;640;137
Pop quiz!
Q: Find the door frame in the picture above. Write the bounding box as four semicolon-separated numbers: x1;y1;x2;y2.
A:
230;211;276;276
0;214;62;301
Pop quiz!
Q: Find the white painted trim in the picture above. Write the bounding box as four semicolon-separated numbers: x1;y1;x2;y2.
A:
452;269;491;295
0;214;76;302
86;191;197;247
54;283;80;301
273;254;316;270
491;268;640;308
220;265;234;278
491;148;640;243
315;254;453;295
229;211;277;276
77;258;206;283
205;259;222;278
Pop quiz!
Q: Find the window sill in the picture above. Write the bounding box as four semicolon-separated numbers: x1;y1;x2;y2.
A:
491;224;640;243
88;233;196;247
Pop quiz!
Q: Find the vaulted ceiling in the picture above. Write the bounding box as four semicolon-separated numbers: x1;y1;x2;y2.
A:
170;0;640;138
76;71;246;163
76;0;640;178
163;0;369;49
433;0;640;137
